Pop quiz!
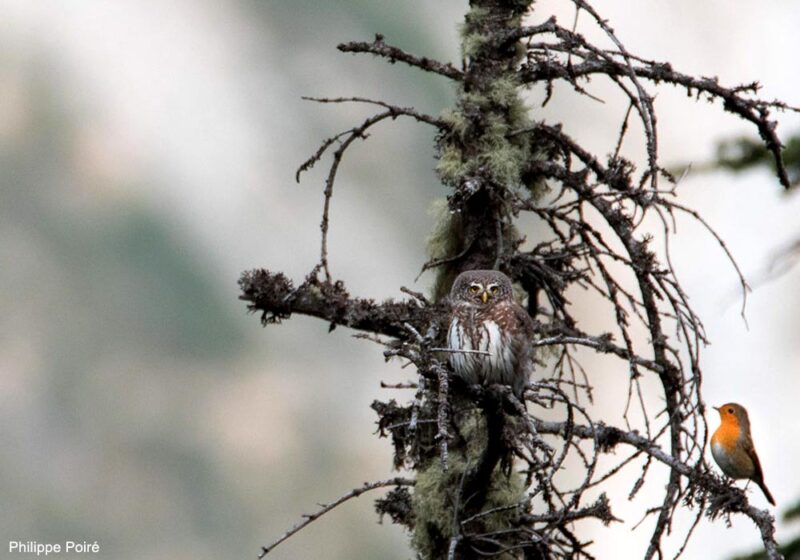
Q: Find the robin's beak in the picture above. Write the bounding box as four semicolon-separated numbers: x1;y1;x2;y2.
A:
481;291;489;304
712;406;720;412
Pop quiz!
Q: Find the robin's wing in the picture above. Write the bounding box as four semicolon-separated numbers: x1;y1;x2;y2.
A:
742;434;764;481
742;434;776;505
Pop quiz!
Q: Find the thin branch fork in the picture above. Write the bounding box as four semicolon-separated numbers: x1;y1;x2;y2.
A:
531;333;663;374
295;96;446;184
521;493;619;525
301;96;447;129
314;109;423;280
292;96;449;281
258;478;415;558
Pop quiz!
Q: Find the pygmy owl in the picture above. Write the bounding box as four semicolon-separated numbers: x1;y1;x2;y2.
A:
447;270;536;398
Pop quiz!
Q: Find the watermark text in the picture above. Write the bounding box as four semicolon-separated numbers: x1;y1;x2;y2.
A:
9;541;100;556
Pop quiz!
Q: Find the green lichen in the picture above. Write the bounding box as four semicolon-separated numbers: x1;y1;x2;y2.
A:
440;109;470;140
429;0;548;297
426;199;465;302
459;6;491;59
436;65;534;190
463;5;490;26
481;114;525;187
435;144;470;186
461;31;490;60
410;412;526;559
486;75;523;109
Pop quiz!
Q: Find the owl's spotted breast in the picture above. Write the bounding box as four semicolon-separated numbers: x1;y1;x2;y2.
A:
447;270;536;397
448;313;515;387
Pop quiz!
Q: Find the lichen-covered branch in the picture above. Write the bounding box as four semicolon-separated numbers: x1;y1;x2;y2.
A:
239;269;444;338
338;34;464;81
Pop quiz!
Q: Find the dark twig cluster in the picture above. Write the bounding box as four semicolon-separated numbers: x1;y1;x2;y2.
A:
241;0;795;558
514;11;796;189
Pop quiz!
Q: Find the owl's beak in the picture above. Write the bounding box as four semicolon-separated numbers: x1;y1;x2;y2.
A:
481;291;489;304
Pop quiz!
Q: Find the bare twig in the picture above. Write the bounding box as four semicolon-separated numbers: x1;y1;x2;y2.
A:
258;478;415;558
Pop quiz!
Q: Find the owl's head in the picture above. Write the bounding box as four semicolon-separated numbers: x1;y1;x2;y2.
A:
450;270;513;306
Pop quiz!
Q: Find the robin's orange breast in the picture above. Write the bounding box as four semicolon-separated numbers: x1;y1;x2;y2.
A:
711;422;739;453
711;423;755;479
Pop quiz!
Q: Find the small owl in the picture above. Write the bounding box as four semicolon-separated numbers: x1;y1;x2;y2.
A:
447;270;536;398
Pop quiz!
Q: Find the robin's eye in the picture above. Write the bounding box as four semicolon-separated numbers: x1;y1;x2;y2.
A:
489;285;499;295
469;285;480;294
727;408;734;414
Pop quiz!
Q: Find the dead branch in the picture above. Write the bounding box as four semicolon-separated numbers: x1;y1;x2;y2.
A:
338;34;464;81
258;478;415;558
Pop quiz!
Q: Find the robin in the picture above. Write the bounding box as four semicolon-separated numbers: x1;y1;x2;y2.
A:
710;402;775;505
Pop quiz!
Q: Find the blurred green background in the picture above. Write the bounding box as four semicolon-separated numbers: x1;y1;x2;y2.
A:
1;1;799;559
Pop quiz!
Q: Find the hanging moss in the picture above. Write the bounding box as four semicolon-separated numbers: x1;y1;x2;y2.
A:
486;75;525;110
435;6;537;192
459;6;492;59
410;412;527;559
428;2;550;296
440;109;470;140
481;115;525;187
426;200;466;301
435;144;471;187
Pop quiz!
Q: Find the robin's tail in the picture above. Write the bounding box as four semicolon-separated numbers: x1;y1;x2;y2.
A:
756;479;776;506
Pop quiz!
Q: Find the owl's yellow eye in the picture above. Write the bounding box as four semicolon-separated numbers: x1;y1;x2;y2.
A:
489;285;499;295
469;285;481;294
